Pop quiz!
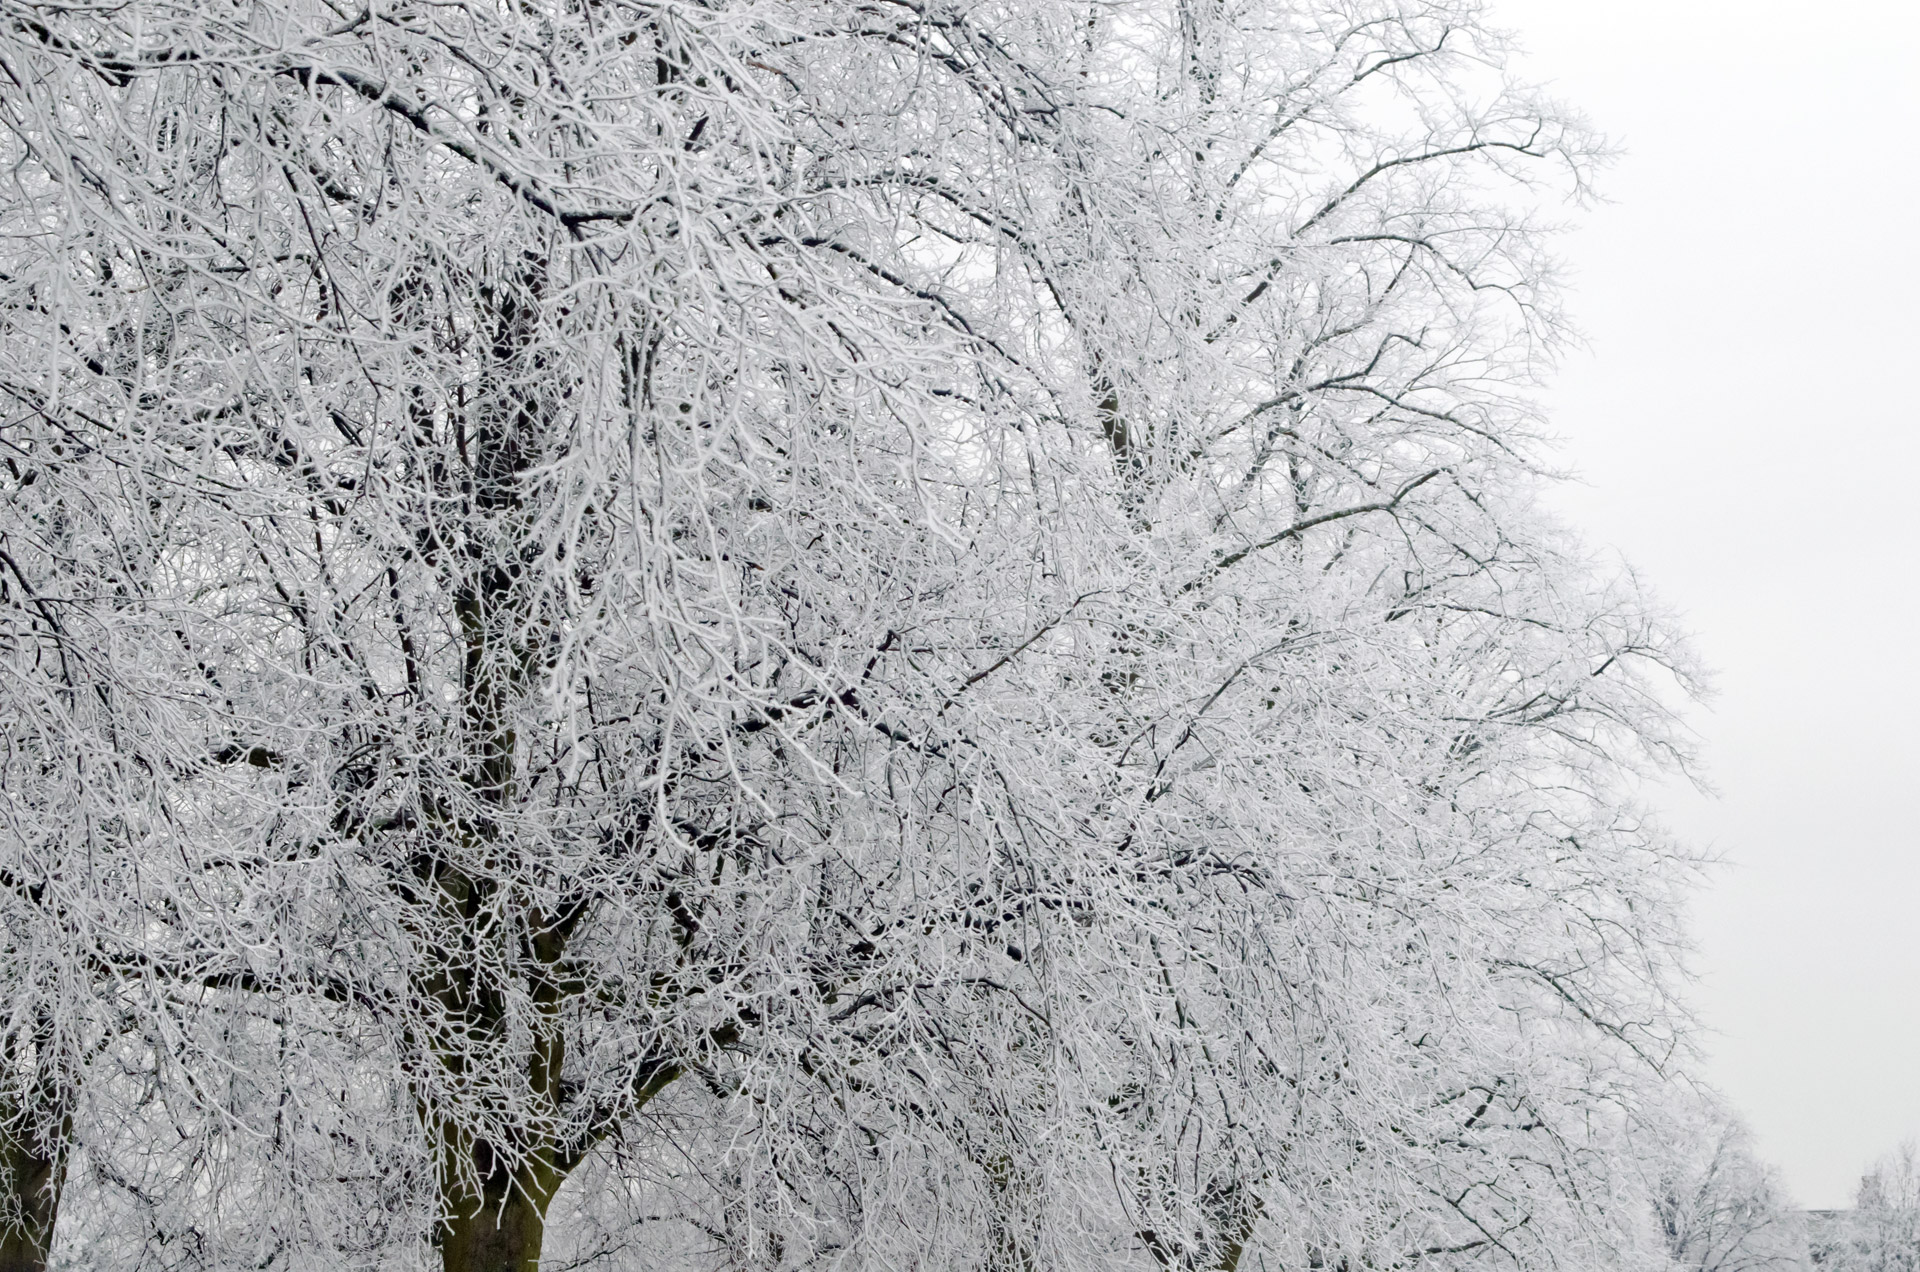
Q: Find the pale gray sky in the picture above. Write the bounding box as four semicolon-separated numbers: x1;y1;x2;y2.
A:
1487;0;1920;1209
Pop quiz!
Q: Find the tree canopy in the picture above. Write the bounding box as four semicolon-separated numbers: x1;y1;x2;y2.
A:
1;1;1707;1269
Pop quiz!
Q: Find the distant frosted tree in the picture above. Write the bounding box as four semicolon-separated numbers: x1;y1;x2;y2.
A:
1;1;1703;1270
1816;1145;1920;1272
1634;1089;1802;1272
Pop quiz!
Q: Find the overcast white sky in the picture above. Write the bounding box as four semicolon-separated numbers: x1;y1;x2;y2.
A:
1485;0;1920;1209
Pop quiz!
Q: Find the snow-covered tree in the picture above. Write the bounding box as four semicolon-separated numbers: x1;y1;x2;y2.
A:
1632;1088;1801;1272
1816;1144;1920;1272
0;1;1702;1269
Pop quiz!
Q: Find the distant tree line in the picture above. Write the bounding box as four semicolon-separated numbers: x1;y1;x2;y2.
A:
1812;1145;1920;1272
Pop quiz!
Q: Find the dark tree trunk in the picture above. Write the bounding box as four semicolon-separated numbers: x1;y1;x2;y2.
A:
0;1132;61;1272
440;1177;550;1272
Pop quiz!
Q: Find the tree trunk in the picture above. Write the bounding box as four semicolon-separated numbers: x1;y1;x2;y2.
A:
0;1132;61;1272
440;1175;551;1272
